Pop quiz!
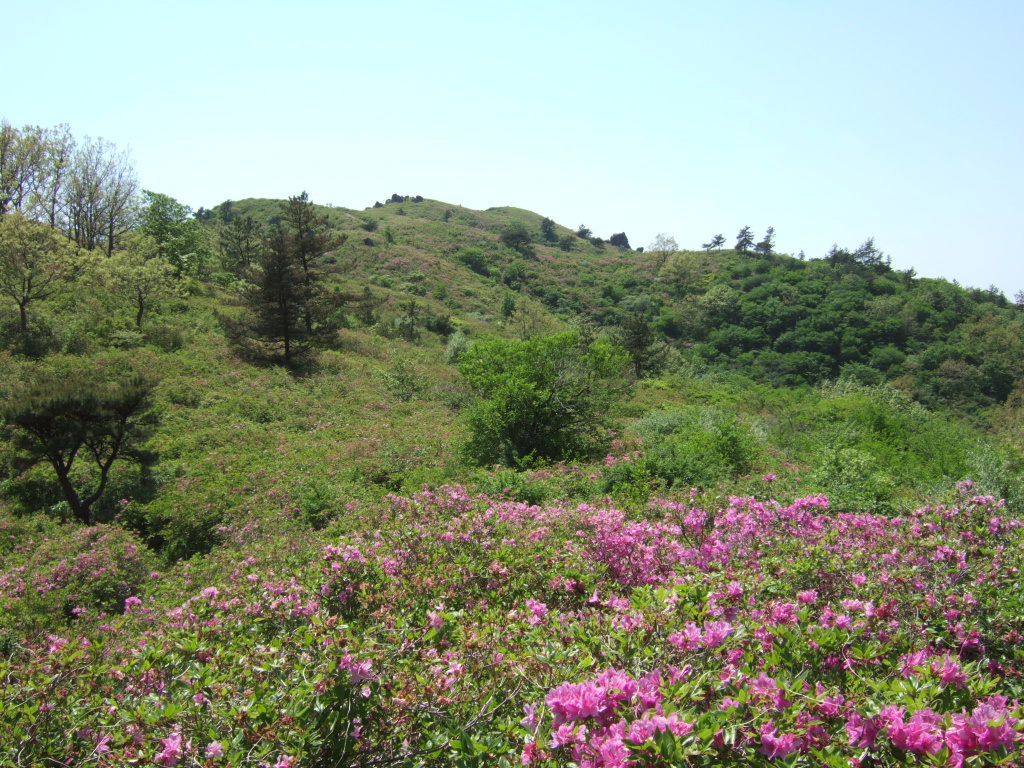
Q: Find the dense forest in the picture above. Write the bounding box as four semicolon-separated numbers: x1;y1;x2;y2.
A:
3;120;1024;766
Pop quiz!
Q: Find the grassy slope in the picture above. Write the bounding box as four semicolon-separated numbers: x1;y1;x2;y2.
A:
2;195;1020;562
3;197;1024;764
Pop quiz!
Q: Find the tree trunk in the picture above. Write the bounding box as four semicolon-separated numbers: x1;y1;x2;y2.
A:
53;463;90;524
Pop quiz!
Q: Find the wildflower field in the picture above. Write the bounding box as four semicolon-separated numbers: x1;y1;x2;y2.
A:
3;477;1023;767
4;129;1024;768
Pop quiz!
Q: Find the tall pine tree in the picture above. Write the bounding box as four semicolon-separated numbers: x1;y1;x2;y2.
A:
221;193;379;365
280;192;346;333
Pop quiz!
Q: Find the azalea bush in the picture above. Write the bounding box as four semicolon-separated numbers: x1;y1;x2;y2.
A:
2;479;1023;766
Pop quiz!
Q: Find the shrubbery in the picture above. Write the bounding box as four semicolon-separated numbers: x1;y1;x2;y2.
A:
457;330;629;467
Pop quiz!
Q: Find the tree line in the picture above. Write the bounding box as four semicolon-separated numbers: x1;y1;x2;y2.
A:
1;120;138;255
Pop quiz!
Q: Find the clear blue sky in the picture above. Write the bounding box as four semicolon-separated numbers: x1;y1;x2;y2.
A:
6;0;1023;293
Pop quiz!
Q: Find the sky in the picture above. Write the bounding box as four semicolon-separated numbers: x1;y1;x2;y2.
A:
6;0;1023;294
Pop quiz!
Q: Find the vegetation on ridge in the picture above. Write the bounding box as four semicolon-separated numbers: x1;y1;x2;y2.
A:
2;118;1024;766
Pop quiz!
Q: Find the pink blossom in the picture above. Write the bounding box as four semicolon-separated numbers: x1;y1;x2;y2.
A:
525;599;549;625
154;731;183;766
521;741;539;765
549;722;588;748
206;742;224;758
932;655;968;689
759;720;803;759
668;622;702;651
887;709;944;755
846;712;880;749
123;595;142;614
703;620;734;648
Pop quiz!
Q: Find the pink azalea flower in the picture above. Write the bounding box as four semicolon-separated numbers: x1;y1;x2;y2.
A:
759;720;803;759
154;731;183;766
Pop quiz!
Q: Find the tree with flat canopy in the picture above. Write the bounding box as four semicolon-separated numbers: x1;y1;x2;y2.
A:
2;354;158;525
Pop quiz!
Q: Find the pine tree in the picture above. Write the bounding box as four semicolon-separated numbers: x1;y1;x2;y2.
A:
222;198;379;366
735;226;754;252
754;226;775;256
219;215;265;275
615;310;670;379
224;224;310;364
279;192;346;333
2;354;157;525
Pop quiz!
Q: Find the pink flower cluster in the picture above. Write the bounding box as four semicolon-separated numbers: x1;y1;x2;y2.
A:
846;697;1020;765
537;669;692;767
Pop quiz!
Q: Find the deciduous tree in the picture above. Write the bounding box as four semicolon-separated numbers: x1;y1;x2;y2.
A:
457;330;629;467
0;211;79;335
648;233;679;266
97;233;180;329
65;137;138;255
138;191;212;276
500;221;531;253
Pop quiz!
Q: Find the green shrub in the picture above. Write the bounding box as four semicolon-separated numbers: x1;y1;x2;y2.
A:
457;331;629;468
637;407;763;489
0;521;156;631
812;444;895;513
454;247;491;276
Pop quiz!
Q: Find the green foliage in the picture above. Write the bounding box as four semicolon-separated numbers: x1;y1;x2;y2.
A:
378;363;427;402
218;215;264;275
615;309;670;379
221;225;321;365
812;444;895;512
634;406;763;489
0;211;80;337
500;293;516;319
395;300;421;343
499;221;531;252
735;225;754;252
454;246;491;276
457;330;629;467
96;232;180;329
1;353;158;524
445;330;469;364
220;194;375;366
139;190;214;276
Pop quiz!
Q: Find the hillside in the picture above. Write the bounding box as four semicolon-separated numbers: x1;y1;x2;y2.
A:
211;195;1024;415
2;191;1024;765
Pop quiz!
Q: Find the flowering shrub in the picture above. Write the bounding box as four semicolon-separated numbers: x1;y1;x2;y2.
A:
0;521;155;632
2;481;1023;766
